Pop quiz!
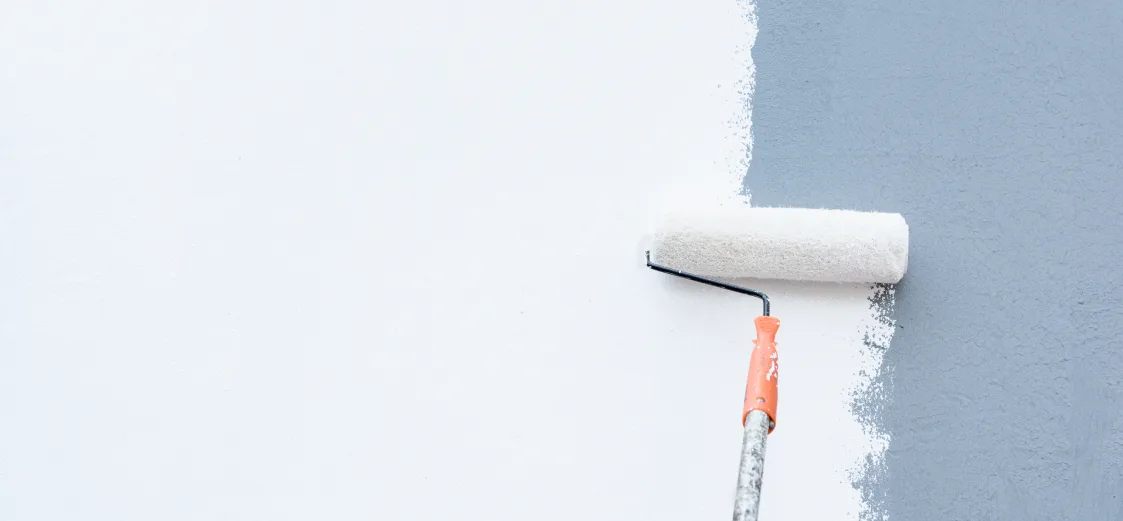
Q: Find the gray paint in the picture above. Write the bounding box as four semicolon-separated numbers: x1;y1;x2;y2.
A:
747;1;1123;519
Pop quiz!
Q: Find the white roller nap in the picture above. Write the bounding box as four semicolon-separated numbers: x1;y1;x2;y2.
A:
651;206;909;283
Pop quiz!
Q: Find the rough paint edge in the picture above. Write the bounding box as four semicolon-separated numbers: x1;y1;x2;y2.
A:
850;283;896;521
733;0;758;205
734;4;892;517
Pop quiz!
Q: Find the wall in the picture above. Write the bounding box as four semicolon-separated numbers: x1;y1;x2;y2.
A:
0;1;898;520
750;0;1123;519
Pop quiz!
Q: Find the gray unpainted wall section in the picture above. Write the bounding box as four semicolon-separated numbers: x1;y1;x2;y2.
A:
748;1;1123;519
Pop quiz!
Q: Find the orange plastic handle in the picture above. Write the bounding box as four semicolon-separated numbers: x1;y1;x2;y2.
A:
742;316;780;432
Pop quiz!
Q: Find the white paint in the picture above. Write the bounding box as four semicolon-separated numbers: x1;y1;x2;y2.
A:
748;281;893;520
0;1;887;520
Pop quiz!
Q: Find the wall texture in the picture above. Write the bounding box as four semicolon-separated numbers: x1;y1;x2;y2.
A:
9;1;1118;519
749;1;1123;519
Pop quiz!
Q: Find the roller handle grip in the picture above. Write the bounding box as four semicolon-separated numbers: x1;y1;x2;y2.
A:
742;316;780;432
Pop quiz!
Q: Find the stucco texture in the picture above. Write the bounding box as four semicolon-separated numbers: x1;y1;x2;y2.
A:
748;1;1123;519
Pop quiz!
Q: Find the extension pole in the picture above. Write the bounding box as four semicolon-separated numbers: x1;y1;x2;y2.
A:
733;409;771;521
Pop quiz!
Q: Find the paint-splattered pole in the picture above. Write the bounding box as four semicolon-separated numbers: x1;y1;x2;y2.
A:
734;409;771;521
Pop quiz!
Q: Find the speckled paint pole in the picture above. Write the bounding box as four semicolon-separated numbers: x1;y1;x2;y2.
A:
733;409;771;521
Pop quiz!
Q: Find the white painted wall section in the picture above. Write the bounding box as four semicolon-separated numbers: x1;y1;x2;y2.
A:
0;1;889;519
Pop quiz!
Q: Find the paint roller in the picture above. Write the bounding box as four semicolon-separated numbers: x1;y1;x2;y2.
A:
646;206;909;521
